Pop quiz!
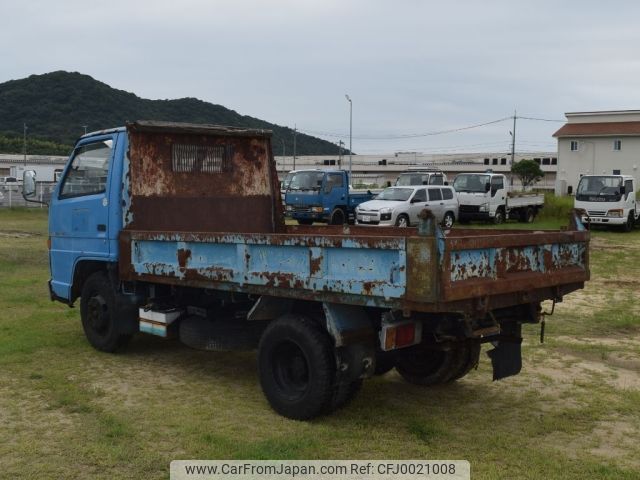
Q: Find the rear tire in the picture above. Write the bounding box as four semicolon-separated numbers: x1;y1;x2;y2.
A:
395;345;460;386
258;315;335;420
80;271;131;353
449;343;481;381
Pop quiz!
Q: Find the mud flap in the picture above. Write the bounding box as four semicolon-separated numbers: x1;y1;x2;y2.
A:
487;323;522;380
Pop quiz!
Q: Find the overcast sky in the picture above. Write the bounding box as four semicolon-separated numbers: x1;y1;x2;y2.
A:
2;0;640;155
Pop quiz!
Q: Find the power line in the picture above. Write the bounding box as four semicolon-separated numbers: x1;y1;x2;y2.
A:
517;115;565;122
298;116;512;140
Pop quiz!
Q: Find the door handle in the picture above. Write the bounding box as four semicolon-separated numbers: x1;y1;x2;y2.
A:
97;224;106;232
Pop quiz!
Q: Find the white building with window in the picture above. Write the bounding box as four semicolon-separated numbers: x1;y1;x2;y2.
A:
553;110;640;195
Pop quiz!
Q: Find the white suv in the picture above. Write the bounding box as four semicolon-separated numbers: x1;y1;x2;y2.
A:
356;185;459;228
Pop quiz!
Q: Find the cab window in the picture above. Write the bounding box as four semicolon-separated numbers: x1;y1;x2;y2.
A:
429;174;444;185
490;176;504;196
624;179;633;199
60;140;113;198
325;173;343;192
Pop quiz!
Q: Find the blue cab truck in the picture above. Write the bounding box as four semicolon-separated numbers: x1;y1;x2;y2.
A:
284;169;375;225
23;121;590;420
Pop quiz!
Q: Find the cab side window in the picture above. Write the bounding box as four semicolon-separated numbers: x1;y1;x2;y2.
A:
428;188;443;201
60;140;113;198
624;179;633;199
491;176;504;197
325;173;343;192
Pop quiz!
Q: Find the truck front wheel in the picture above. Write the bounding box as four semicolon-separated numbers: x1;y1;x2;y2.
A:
258;315;335;420
80;272;131;353
623;212;635;232
329;208;345;225
493;208;505;225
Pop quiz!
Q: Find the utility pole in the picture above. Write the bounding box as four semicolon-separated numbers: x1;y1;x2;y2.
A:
23;123;27;167
510;110;517;165
281;139;286;171
345;94;353;180
82;125;88;135
293;125;297;170
338;140;344;167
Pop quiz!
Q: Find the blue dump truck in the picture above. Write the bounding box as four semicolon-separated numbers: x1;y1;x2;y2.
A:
284;169;375;224
23;121;590;420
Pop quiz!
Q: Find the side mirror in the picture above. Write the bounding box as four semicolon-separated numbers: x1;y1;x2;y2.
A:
485;183;491;193
23;170;37;198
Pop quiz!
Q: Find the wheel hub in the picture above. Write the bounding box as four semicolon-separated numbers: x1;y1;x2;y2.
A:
87;295;109;333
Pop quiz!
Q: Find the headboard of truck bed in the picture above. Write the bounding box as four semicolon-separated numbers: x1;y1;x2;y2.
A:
123;121;284;233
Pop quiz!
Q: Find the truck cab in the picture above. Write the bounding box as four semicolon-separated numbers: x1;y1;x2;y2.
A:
453;172;507;222
284;169;374;225
575;174;638;231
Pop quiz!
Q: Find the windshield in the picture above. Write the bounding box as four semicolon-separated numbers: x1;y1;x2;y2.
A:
376;187;414;201
395;173;444;186
453;174;490;193
288;171;324;191
576;176;623;201
282;172;296;191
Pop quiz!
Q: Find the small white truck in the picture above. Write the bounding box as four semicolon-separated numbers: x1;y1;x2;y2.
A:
453;172;544;224
574;174;638;232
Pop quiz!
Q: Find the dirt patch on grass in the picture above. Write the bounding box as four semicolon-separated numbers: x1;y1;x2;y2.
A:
589;237;640;251
0;230;40;238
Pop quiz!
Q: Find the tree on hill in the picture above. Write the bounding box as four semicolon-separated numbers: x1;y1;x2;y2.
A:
0;71;347;156
511;159;543;190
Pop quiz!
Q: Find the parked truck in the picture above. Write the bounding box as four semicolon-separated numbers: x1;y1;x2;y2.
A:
23;121;590;420
284;169;375;225
394;168;448;186
453;172;544;224
574;174;638;231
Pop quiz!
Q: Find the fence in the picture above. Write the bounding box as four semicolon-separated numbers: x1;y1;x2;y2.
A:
0;183;55;208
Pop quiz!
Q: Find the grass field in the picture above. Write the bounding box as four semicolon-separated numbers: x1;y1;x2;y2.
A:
1;208;639;479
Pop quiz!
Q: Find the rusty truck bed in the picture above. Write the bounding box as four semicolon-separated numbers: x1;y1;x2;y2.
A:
119;221;589;315
118;121;589;315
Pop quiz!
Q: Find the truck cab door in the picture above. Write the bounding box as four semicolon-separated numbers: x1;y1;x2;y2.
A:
49;135;118;300
324;172;346;208
490;175;505;213
625;179;635;215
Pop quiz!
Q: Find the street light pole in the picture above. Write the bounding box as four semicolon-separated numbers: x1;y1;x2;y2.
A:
23;123;27;167
293;125;297;170
345;94;352;182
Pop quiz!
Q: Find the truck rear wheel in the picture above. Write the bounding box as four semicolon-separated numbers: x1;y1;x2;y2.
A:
80;272;131;353
449;343;481;381
395;345;459;386
258;315;335;420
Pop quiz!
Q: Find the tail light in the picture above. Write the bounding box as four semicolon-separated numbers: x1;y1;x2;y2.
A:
380;320;422;351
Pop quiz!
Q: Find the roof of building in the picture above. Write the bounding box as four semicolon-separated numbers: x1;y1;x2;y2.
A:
553;121;640;137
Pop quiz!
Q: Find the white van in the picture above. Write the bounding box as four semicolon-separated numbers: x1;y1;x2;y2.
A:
356;185;458;228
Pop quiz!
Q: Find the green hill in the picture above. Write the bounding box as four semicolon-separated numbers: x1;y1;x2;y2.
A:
0;71;346;156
